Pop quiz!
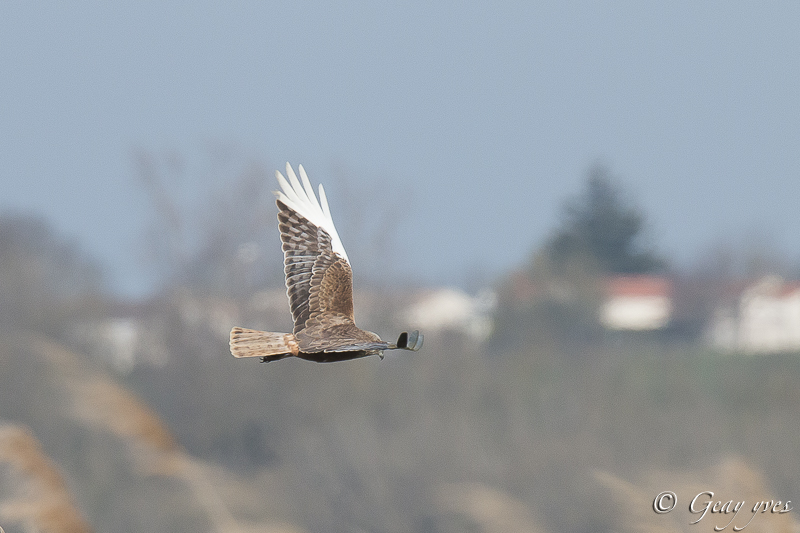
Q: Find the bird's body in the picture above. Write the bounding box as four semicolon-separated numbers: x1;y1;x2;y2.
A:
229;163;422;363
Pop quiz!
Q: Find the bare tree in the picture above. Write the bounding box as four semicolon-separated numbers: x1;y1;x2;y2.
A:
132;145;284;297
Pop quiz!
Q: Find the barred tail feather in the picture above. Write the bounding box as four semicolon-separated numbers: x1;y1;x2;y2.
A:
229;327;299;358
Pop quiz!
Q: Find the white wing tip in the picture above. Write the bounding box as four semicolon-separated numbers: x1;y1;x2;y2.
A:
274;163;349;263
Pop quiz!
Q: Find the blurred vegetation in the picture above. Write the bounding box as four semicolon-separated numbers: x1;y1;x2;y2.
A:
546;163;665;275
1;160;798;532
492;164;666;353
0;213;106;338
132;147;285;298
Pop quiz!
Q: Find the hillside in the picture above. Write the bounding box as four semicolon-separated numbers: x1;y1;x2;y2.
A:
2;324;799;532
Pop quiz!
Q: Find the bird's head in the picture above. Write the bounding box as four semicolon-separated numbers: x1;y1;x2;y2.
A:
364;330;423;359
388;330;423;351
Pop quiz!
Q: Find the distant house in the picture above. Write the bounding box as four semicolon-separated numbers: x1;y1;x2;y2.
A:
708;275;800;354
600;275;673;331
403;287;497;341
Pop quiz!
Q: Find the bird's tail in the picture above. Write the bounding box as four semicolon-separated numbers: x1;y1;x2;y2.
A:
229;327;299;359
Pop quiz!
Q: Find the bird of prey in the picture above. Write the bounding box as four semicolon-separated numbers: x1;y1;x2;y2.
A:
229;163;423;363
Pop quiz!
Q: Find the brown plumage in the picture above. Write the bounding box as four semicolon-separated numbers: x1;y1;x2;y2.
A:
229;163;422;363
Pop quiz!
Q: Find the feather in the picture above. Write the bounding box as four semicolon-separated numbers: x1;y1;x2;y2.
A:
275;163;349;263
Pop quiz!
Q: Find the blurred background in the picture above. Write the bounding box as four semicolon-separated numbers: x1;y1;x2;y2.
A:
1;2;799;532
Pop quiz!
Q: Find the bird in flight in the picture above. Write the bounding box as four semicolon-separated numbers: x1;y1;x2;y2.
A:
230;163;423;363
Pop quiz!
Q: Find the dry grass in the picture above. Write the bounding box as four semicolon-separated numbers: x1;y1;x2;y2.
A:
3;334;310;533
0;423;93;533
68;376;180;476
26;336;243;533
435;482;546;533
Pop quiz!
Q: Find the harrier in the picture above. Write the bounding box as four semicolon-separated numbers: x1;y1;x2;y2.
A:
229;163;423;363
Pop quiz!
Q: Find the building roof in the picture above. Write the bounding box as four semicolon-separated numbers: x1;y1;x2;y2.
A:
604;275;672;298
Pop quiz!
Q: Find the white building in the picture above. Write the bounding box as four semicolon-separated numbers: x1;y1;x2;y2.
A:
708;276;800;354
600;276;673;331
403;287;497;341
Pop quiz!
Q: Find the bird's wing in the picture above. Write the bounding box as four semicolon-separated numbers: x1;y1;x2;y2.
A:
275;163;355;335
275;163;348;262
296;315;386;353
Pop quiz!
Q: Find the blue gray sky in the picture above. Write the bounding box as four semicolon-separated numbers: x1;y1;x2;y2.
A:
2;2;799;296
